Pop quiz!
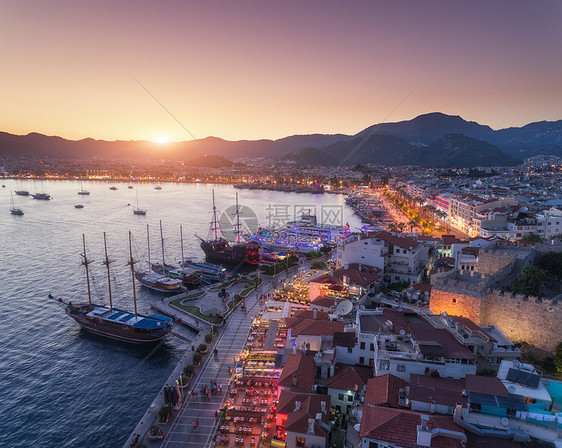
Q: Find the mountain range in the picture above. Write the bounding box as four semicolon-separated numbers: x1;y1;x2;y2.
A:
1;113;561;167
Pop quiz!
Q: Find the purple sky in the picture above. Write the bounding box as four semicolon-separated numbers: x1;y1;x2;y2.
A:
1;0;561;142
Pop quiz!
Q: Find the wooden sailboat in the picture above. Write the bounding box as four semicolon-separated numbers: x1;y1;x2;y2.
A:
60;233;173;343
198;190;260;265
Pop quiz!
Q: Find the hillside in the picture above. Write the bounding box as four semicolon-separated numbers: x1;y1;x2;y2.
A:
1;113;561;165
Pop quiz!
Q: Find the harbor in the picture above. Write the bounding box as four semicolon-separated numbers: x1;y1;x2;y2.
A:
0;180;361;448
123;263;316;448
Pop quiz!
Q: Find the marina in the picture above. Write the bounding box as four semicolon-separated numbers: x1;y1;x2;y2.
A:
0;180;361;448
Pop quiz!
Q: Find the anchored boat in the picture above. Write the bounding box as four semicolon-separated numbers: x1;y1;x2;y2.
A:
59;233;173;343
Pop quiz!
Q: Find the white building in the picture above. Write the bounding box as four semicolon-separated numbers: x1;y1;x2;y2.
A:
337;231;428;284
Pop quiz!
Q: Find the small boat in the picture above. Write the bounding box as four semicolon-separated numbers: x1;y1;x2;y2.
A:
180;259;227;282
154;184;162;190
128;186;133;189
78;182;90;195
133;191;146;215
59;233;173;343
14;180;29;196
32;192;51;200
31;180;51;199
10;191;24;215
75;204;84;209
109;186;118;191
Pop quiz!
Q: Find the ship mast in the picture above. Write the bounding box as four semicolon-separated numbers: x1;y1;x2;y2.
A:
211;189;219;241
146;224;151;272
235;192;241;243
127;231;138;317
81;234;93;306
102;232;114;310
160;220;166;276
180;225;185;266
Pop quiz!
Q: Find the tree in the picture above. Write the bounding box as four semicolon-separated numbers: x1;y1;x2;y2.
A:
537;251;562;280
311;261;327;270
519;265;547;295
524;233;542;243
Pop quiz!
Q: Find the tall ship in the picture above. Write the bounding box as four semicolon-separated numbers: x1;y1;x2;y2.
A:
59;233;173;343
135;222;184;293
198;191;260;265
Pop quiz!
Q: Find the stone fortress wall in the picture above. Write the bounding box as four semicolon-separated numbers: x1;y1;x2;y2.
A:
430;243;562;351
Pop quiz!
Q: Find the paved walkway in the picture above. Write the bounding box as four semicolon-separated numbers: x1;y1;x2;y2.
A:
161;289;265;448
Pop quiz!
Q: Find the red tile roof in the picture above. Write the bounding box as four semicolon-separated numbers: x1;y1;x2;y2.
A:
284;393;331;437
441;235;464;245
285;310;330;329
365;374;407;408
333;266;381;286
381;309;477;360
310;295;336;308
360;406;464;447
278;353;317;391
409;374;466;407
289;319;346;337
313;266;381;287
326;365;372;392
373;230;419;250
412;283;432;292
465;374;508;397
448;316;497;342
333;331;356;348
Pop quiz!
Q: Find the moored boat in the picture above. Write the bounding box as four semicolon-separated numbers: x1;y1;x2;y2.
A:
135;222;184;293
10;191;24;215
59;233;173;343
199;190;260;265
32;192;51;200
133;190;146;215
78;181;90;195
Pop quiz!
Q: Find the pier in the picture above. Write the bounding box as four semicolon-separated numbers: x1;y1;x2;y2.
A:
123;275;277;448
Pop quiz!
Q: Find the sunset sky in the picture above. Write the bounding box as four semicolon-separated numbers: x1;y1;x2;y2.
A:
1;0;561;142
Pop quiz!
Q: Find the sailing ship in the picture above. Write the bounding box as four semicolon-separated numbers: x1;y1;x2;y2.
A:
133;191;147;215
60;233;173;343
10;191;24;215
32;180;51;200
78;181;90;195
14;180;29;196
198;191;260;265
135;222;184;293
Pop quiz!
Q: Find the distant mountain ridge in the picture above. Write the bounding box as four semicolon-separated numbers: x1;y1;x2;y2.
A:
1;112;561;167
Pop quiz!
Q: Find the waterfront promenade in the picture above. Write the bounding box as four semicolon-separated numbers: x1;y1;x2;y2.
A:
161;291;263;447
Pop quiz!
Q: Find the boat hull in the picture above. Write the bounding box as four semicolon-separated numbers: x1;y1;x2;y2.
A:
200;240;260;265
65;305;172;343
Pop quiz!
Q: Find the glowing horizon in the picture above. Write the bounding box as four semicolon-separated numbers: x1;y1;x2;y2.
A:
1;1;561;142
